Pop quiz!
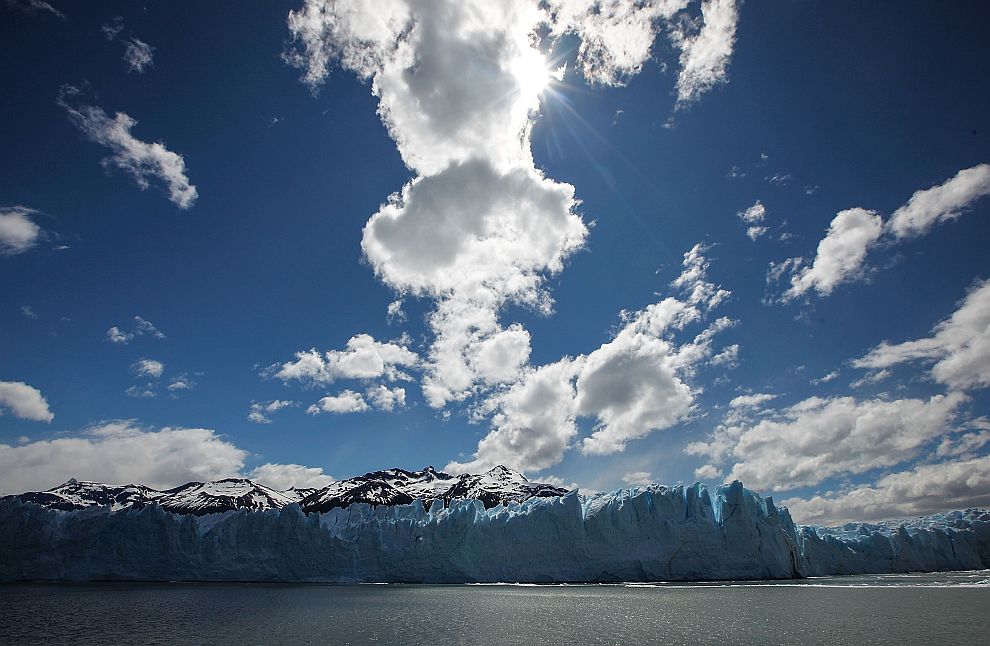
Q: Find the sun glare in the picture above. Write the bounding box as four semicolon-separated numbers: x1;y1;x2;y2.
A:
511;50;552;98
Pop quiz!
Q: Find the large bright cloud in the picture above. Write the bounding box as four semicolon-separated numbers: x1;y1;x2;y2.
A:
687;393;966;491
854;279;990;390
0;422;246;494
782;455;990;524
0;381;54;423
449;244;733;472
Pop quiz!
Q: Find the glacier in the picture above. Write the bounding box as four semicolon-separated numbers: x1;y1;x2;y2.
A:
1;481;987;583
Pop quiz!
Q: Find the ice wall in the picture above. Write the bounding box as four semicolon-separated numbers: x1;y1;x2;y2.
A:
1;481;987;583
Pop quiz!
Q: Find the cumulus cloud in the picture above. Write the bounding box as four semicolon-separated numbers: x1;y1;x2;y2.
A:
853;279;990;390
687;393;966;491
779;208;883;300
450;244;730;472
365;384;406;411
0;206;42;255
0;421;247;494
447;357;581;473
247;462;335;490
123;38;154;73
307;390;369;415
132;358;164;379
621;471;654;486
274;334;418;386
247;399;296;424
0;381;54;423
886;164;990;239
782;455;990;524
59;89;197;209
166;375;195;393
729;392;776;409
773;164;989;301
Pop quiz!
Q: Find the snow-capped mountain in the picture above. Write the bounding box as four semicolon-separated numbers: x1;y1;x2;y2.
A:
10;478;164;512
0;466;569;515
155;479;298;515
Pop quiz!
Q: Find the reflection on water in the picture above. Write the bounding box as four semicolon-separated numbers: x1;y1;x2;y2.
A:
1;571;988;645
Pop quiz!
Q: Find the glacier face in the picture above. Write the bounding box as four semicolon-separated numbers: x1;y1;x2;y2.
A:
1;481;987;583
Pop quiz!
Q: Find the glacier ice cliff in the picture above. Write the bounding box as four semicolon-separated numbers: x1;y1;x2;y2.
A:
1;481;987;583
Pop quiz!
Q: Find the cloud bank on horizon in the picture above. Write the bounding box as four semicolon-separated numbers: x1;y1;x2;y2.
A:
1;0;989;525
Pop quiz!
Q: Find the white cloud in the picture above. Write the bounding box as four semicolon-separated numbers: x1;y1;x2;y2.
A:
59;91;197;209
729;392;776;409
774;164;990;301
936;430;990;458
745;226;767;241
853;280;990;390
693;463;721;480
123;38;154;73
690;393;966;492
446;357;581;473
307;390;369;414
545;0;688;86
106;315;166;346
780;208;883;300
0;206;42;255
106;326;133;344
274;334;418;386
782;456;990;524
451;244;729;472
20;305;37;319
283;1;738;413
710;343;739;367
5;0;63;19
167;375;194;392
247;399;296;424
132;358;164;379
0;381;54;423
386;299;406;324
670;0;739;106
247;463;334;490
886;164;990;239
362;161;586;300
811;369;839;385
621;471;654;486
125;384;156;399
365;384;406;411
0;421;247;494
848;369;891;389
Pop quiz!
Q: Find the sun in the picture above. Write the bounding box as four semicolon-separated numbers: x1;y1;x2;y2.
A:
511;49;552;99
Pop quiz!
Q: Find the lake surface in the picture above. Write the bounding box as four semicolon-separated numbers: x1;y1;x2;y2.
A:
2;571;988;645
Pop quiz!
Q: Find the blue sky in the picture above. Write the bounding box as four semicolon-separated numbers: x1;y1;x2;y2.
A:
1;0;989;523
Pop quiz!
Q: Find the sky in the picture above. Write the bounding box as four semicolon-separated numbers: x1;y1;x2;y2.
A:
1;0;989;524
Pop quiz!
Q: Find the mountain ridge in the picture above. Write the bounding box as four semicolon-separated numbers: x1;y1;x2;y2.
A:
0;465;570;516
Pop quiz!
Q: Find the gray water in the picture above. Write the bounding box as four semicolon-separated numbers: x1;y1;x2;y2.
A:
2;572;988;645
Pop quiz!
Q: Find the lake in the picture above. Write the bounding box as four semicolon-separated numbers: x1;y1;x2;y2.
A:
2;571;988;644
